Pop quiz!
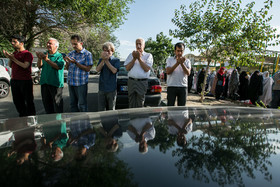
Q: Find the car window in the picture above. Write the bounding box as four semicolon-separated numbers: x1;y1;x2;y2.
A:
3;58;9;64
118;67;128;76
150;69;156;77
0;59;9;66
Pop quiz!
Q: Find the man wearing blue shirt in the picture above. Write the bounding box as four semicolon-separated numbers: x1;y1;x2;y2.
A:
96;42;120;111
65;35;93;112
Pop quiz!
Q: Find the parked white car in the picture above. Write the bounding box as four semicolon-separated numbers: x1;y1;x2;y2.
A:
31;62;40;76
0;58;11;75
0;65;11;98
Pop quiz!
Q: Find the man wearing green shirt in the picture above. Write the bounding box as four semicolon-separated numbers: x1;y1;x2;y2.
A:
41;114;69;162
36;38;65;114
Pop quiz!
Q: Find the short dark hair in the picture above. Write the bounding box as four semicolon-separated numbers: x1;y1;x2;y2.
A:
71;34;83;42
11;34;26;43
174;42;185;50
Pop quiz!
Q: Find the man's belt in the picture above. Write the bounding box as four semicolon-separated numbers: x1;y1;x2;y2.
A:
129;77;148;81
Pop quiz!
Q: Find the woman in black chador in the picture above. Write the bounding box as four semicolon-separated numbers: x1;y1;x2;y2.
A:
196;68;205;94
238;71;249;100
248;70;263;105
188;68;194;93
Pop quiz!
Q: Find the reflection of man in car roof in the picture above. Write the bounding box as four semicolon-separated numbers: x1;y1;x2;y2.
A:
6;118;37;165
127;115;155;153
68;116;95;161
167;110;193;147
99;113;122;152
41;114;68;162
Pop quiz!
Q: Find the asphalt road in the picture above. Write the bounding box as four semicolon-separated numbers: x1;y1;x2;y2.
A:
0;75;99;119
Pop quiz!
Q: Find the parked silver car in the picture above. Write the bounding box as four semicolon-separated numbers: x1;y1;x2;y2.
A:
0;65;11;98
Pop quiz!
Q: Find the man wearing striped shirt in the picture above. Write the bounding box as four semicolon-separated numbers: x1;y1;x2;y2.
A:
65;35;93;112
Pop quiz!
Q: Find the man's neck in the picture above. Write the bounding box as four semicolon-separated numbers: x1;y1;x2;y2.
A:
48;50;57;54
16;46;25;52
75;48;83;53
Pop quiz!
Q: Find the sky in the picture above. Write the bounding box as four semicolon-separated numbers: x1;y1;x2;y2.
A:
113;0;280;60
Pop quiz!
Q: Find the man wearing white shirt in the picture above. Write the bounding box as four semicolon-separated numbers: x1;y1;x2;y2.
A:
127;116;155;153
124;38;153;108
166;42;191;106
167;109;192;147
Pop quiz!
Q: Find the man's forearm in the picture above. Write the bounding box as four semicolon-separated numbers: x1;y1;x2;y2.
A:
37;59;43;69
10;57;30;69
45;59;59;70
76;63;92;72
180;63;190;75
139;58;150;72
105;60;117;74
8;60;12;68
125;59;136;71
96;61;105;72
166;63;180;74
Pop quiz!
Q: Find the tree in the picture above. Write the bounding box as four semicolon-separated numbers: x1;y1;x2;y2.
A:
37;26;120;64
0;0;134;50
145;32;174;69
170;0;277;101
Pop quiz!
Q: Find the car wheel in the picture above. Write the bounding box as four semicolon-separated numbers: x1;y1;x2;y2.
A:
0;81;10;98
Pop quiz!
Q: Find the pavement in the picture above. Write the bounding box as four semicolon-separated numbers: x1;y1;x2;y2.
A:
160;83;254;107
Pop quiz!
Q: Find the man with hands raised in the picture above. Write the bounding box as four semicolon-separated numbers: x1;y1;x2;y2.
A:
124;38;153;108
96;42;120;111
65;35;93;112
3;35;36;117
36;38;65;114
166;42;191;106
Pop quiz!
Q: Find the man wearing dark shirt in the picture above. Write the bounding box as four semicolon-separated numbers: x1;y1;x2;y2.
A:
96;42;120;111
3;35;36;117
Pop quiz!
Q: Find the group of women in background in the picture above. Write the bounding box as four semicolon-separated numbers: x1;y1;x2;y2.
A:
191;67;277;108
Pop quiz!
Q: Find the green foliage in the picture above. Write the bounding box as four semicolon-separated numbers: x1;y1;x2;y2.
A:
172;119;278;186
37;26;120;64
170;0;277;66
145;32;174;69
0;0;134;50
0;35;13;57
148;118;176;153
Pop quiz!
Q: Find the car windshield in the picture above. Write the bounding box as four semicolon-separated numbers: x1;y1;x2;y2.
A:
0;107;280;187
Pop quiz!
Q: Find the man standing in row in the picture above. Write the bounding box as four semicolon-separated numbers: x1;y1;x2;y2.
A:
36;38;65;114
124;38;153;108
3;35;36;117
166;42;191;106
65;35;93;112
96;42;120;111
